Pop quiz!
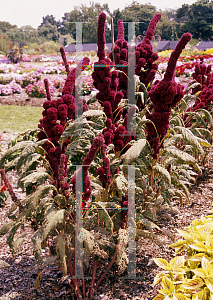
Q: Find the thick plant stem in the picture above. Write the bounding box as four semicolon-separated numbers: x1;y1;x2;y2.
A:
94;247;117;292
89;258;97;299
67;257;82;300
82;269;85;298
0;169;24;211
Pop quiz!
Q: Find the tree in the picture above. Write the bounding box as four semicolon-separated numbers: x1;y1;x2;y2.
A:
6;26;41;48
176;1;213;39
0;21;17;34
37;23;59;42
65;2;111;43
114;2;157;41
0;34;12;54
38;15;58;27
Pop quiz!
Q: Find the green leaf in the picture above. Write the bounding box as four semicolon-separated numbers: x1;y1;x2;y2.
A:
34;272;43;290
153;258;169;270
22;185;56;220
19;168;52;188
0;222;15;237
161;276;175;293
153;164;171;185
82;228;96;255
185;81;201;93
114;173;128;197
174;126;204;155
0;140;34;168
56;234;67;275
13;234;27;254
7;222;23;249
121;139;147;164
165;147;197;165
197;108;213;128
18;153;41;175
43;209;65;239
94;202;114;234
31;229;43;260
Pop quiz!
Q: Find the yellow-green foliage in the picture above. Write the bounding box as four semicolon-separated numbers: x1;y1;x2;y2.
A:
153;208;213;299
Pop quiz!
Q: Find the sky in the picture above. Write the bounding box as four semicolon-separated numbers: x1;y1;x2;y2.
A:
0;0;197;29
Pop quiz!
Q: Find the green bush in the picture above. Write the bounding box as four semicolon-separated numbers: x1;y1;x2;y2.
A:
153;210;213;299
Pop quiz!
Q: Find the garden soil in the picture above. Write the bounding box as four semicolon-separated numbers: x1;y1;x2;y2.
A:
1;103;213;299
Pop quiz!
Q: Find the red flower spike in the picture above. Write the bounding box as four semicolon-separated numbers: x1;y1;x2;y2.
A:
117;19;125;40
97;12;107;61
44;78;51;101
60;47;70;74
164;33;192;81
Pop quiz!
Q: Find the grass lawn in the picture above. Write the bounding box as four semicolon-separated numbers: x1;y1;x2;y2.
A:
0;105;43;133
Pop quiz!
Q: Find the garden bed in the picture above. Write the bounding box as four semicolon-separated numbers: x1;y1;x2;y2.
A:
1;132;213;300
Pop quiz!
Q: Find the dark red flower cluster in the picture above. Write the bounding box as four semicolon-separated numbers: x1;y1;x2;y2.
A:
191;57;212;94
135;14;161;90
183;59;213;120
92;13;124;118
44;78;51;101
58;154;70;198
71;135;105;206
108;19;128;99
147;32;192;158
38;48;89;191
96;144;112;188
120;194;128;228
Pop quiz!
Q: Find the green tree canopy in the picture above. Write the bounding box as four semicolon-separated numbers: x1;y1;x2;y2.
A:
176;0;213;39
64;2;111;43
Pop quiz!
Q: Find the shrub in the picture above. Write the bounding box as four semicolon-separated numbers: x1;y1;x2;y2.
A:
153;209;213;299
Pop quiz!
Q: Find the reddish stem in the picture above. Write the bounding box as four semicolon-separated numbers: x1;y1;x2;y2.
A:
94;247;117;292
67;257;82;300
89;258;97;299
0;169;23;211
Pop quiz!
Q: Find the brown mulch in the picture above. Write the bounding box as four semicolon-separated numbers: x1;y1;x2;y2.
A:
0;100;213;299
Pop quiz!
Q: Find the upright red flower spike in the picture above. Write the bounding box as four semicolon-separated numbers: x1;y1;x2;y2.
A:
44;78;51;101
147;32;192;158
97;12;107;61
164;33;192;81
135;13;161;91
60;47;70;74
